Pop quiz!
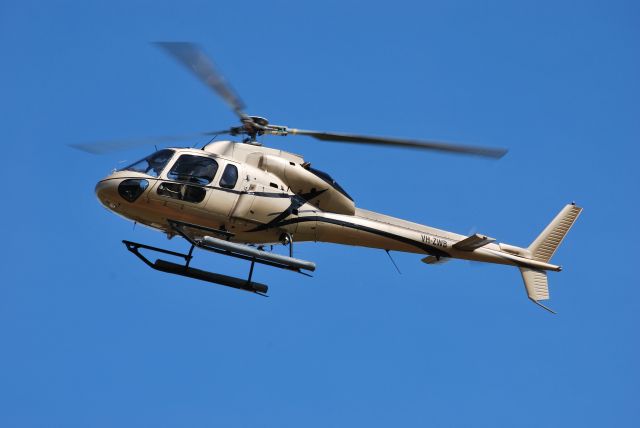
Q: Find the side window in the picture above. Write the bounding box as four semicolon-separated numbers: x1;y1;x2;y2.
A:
167;155;218;185
157;182;207;203
219;164;239;189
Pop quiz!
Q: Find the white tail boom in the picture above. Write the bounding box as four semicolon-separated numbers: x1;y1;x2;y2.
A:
520;203;582;313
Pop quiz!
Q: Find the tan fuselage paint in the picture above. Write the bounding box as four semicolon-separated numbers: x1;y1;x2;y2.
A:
95;142;559;271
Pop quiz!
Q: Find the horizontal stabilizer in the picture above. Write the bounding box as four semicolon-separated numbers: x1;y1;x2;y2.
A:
453;233;495;251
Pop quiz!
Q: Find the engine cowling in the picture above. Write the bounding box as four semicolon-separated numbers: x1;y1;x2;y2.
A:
261;154;356;215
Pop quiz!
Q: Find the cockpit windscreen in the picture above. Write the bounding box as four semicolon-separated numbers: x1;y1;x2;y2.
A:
119;150;174;177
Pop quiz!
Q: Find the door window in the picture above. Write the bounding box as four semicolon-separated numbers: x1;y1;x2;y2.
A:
167;155;218;185
157;182;207;203
219;164;239;189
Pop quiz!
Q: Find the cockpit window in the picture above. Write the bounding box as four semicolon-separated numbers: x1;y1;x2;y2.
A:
167;155;218;185
309;167;353;201
120;149;174;177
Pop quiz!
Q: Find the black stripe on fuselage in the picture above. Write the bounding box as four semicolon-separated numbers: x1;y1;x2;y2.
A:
248;188;328;232
254;215;449;258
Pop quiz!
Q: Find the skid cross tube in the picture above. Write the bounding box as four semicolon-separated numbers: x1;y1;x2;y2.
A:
287;232;294;258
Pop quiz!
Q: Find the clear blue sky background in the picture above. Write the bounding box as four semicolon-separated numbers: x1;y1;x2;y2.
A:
1;1;638;426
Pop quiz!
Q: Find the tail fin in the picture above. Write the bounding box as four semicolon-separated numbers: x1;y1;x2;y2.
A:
519;268;554;313
528;203;583;263
522;203;582;313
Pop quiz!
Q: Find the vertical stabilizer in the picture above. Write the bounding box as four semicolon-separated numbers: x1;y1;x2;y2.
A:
520;203;582;313
519;267;555;313
529;203;582;263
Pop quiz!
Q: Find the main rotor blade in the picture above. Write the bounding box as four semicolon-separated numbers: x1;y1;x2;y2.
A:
287;129;507;159
69;129;231;154
155;42;247;119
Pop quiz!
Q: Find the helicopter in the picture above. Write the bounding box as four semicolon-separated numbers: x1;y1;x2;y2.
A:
75;42;582;313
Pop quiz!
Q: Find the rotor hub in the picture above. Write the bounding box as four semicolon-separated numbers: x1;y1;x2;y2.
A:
246;116;269;127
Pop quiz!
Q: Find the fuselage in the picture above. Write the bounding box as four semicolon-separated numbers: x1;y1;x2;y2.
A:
95;141;559;271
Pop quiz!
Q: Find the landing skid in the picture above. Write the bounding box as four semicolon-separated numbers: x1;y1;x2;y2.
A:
124;240;269;295
122;219;316;295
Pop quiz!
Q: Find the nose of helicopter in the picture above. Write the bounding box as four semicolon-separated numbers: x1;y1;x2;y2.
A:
95;175;151;211
95;178;121;211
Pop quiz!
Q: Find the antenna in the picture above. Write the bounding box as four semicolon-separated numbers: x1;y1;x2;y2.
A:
385;250;402;274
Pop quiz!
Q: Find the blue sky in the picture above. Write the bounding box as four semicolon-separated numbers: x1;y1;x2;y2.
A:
1;0;638;426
